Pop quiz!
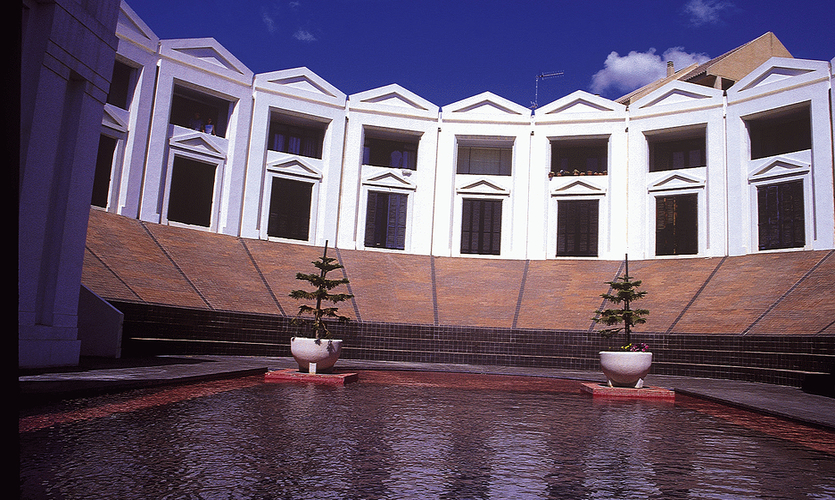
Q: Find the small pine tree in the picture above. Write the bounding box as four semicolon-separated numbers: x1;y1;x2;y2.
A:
592;254;649;347
289;242;354;341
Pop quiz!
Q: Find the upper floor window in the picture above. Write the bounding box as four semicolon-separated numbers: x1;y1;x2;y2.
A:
268;114;326;160
169;84;231;138
551;138;608;176
748;105;811;160
363;135;418;170
106;60;136;110
457;144;512;176
648;128;705;172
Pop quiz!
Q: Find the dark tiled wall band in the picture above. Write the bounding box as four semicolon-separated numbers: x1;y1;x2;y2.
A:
113;301;835;387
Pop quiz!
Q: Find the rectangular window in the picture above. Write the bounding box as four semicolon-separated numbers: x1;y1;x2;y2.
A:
169;85;231;137
267;177;312;240
758;180;805;250
649;131;706;172
656;194;698;255
106;60;135;110
461;199;502;255
551;139;608;175
167;156;216;227
268;119;325;159
91;135;117;208
557;200;599;256
457;146;512;175
748;106;811;160
363;136;418;170
365;192;408;249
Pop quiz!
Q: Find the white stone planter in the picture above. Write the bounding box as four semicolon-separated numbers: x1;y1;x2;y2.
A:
290;337;343;373
599;351;653;388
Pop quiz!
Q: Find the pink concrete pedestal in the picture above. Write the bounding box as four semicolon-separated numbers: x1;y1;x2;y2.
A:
581;382;674;400
265;368;359;386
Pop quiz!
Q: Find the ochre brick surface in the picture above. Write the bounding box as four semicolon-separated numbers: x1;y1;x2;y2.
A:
336;248;435;325
82;211;835;335
515;260;621;331
434;257;527;328
84;210;207;309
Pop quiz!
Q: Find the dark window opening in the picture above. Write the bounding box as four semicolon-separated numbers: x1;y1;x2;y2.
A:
457;146;512;175
557;199;599;257
167;156;216;227
268;117;325;159
758;180;805;250
551;139;608;176
461;198;502;255
91;135;117;208
106;60;136;110
649;131;706;172
656;194;698;255
365;191;408;249
363;136;418;170
748;106;811;160
267;178;312;241
169;85;231;137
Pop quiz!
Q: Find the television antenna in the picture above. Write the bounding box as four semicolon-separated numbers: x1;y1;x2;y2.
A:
531;71;564;109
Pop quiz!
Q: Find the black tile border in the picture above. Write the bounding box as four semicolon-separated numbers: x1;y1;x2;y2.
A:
112;301;835;387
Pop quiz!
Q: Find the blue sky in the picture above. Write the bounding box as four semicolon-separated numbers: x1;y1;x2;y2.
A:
126;0;834;108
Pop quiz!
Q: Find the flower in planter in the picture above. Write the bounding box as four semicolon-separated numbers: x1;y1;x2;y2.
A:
621;342;650;352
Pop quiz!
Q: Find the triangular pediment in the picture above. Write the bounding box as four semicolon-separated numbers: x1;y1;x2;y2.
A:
266;158;322;180
161;38;252;83
648;172;705;192
116;1;158;49
538;90;623;115
353;84;437;112
362;171;417;190
749;157;810;181
634;81;721;110
551;179;605;196
730;57;829;98
169;132;226;158
456;178;510;195
444;92;529;120
255;67;346;104
102;105;128;132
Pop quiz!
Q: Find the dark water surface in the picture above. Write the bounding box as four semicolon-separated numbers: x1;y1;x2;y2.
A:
19;372;835;499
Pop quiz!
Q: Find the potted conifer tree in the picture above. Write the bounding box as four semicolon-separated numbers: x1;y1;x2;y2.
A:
288;241;353;373
592;254;651;387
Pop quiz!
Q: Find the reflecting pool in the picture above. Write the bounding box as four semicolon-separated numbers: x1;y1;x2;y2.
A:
19;371;835;499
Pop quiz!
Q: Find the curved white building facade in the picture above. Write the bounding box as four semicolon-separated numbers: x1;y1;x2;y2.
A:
100;2;835;262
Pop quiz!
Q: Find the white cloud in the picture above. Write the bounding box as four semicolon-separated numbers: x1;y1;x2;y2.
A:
261;11;277;34
589;47;710;97
683;0;733;26
293;29;317;42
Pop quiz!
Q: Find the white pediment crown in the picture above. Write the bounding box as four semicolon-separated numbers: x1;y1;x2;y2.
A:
443;92;530;122
633;81;722;110
161;38;253;84
351;84;438;114
729;57;829;98
647;172;705;192
456;178;511;196
102;104;129;132
537;90;624;116
169;132;227;159
267;158;323;180
255;67;346;105
748;157;810;182
117;1;159;50
362;171;417;190
551;179;606;196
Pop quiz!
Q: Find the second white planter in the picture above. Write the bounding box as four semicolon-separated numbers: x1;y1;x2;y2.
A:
599;351;653;388
290;337;343;373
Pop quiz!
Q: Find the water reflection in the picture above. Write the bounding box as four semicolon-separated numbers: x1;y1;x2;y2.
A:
19;373;835;500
